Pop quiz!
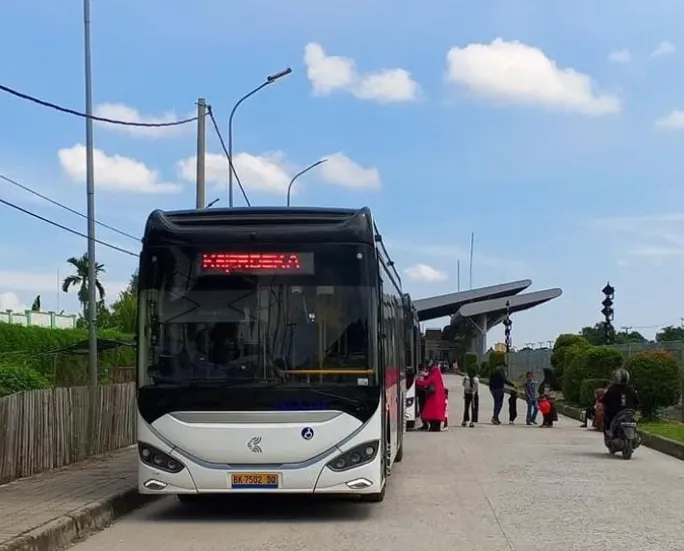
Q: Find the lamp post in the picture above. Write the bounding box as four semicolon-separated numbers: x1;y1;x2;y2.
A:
228;68;292;207
503;300;512;377
287;159;327;207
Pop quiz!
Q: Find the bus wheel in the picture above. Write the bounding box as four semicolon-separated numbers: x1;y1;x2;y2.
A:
360;484;385;503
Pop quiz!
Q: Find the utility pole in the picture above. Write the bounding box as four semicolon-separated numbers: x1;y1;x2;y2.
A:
195;98;207;209
83;0;98;387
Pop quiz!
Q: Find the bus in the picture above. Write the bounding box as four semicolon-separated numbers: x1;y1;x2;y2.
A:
403;294;421;430
135;206;409;503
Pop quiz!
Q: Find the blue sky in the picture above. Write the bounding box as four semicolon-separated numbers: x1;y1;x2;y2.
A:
1;0;684;345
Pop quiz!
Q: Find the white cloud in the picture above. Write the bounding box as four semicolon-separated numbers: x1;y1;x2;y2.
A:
303;42;420;104
177;150;381;193
93;103;192;138
445;38;621;115
650;41;676;59
607;49;631;64
655;110;684;129
0;292;26;311
58;144;181;194
319;153;381;190
177;151;291;194
404;264;448;283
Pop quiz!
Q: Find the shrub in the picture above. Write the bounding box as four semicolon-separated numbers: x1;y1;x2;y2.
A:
0;361;50;397
579;378;608;408
563;346;624;403
626;351;682;420
479;360;490;379
0;323;135;386
557;341;591;383
551;334;589;382
464;353;478;371
488;350;506;369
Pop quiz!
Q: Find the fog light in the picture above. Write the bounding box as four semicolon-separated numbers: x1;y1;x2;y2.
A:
143;479;167;490
350;453;361;464
364;446;375;456
346;478;372;489
153;455;165;466
334;458;346;469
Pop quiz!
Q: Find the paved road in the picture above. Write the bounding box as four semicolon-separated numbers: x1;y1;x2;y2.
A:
71;376;684;551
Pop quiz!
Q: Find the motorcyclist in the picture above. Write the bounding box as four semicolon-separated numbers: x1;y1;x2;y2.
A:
599;368;639;437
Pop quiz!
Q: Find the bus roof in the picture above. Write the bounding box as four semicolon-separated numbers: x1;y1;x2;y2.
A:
142;206;376;247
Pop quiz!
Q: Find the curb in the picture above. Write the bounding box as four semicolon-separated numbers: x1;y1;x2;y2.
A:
556;403;684;462
0;489;158;551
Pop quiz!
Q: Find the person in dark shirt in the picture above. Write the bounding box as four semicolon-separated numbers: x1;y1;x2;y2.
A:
600;368;639;436
488;367;514;425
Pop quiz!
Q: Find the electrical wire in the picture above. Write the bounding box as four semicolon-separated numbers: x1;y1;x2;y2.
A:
0;195;138;257
0;172;140;241
206;105;251;206
0;83;197;128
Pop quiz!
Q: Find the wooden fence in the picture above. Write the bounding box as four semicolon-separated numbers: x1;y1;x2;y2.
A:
0;383;136;484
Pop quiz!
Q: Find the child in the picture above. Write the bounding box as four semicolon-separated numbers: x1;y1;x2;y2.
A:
461;368;479;428
523;371;538;425
508;389;518;425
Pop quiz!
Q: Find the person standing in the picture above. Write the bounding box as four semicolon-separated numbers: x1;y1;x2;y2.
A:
488;366;513;425
461;368;479;427
523;371;538;425
415;362;447;431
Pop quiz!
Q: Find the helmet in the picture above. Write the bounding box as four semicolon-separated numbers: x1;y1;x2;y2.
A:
613;368;630;385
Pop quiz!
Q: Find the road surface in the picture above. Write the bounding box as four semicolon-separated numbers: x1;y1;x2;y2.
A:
71;375;684;551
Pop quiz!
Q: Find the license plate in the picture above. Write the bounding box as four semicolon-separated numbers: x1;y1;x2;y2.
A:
230;473;280;489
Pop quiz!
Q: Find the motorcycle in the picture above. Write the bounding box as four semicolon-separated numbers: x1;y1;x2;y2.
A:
604;409;642;460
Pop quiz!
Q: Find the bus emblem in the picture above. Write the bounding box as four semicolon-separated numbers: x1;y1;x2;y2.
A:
247;436;263;453
301;427;315;441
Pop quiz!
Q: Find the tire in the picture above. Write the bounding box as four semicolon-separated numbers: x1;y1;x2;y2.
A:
622;440;634;460
359;484;385;503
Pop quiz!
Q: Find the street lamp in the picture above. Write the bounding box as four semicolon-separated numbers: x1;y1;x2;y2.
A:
228;68;292;207
503;300;513;376
287;159;327;207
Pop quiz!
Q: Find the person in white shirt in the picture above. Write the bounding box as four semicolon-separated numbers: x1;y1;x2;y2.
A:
461;368;480;428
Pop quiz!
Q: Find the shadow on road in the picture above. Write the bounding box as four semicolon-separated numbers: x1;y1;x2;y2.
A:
147;494;375;523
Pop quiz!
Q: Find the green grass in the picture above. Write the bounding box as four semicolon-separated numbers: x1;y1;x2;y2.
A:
640;421;684;444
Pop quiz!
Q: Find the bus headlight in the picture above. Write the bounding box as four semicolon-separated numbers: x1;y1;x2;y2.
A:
326;440;379;472
406;397;414;407
138;443;186;474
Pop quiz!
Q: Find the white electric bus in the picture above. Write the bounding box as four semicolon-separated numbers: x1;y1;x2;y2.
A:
135;207;409;503
403;294;421;430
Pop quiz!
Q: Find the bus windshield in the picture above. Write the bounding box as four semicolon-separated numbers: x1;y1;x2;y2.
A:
139;245;377;387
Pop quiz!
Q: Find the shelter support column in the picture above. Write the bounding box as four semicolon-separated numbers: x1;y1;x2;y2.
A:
469;314;488;359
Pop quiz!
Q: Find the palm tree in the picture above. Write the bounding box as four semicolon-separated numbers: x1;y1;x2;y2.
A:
61;253;106;318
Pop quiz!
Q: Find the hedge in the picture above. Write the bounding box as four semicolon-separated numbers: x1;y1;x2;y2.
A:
579;378;608;408
551;334;589;383
563;346;624;403
0;322;135;387
0;361;50;397
626;351;682;420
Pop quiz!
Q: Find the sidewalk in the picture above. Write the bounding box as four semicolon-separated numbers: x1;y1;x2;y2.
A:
0;447;153;551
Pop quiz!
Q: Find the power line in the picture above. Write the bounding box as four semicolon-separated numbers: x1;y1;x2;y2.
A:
0;195;138;257
0;172;139;241
206;105;251;206
0;83;197;128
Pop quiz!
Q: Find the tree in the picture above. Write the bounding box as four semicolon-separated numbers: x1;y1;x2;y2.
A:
61;253;106;318
580;323;647;345
110;271;138;334
655;325;684;342
31;295;40;312
442;316;477;365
